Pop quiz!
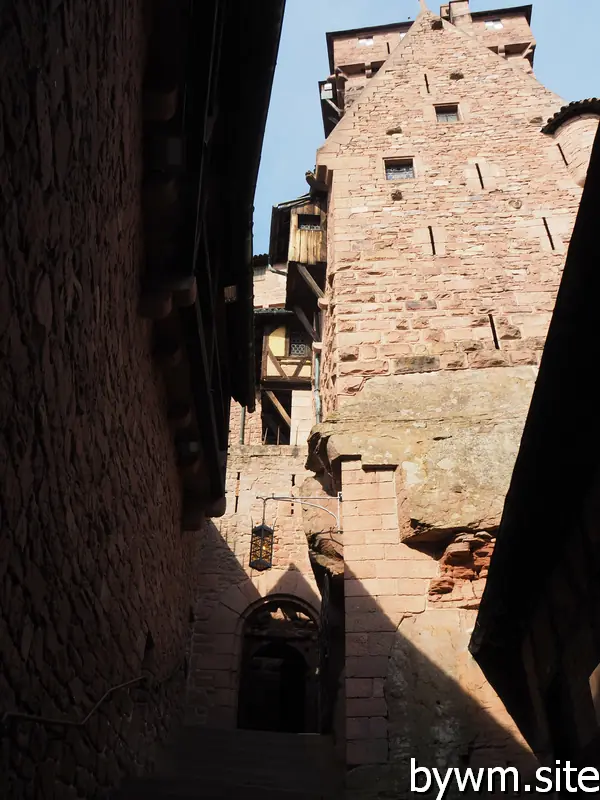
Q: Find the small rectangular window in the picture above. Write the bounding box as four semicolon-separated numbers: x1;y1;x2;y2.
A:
358;36;374;46
385;159;415;180
298;214;321;231
320;82;333;100
436;104;459;123
399;32;406;40
485;19;504;30
289;330;311;357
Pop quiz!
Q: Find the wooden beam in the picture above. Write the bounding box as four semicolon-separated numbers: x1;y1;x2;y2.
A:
296;264;324;299
265;390;292;428
267;346;287;378
292;357;311;377
324;98;342;117
293;305;317;342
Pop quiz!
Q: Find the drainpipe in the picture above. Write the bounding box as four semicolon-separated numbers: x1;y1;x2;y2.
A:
239;407;246;444
314;353;322;424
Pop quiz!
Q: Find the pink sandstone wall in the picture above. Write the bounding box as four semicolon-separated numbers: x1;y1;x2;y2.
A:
317;10;584;410
554;115;600;187
187;436;320;728
253;265;287;308
309;5;599;791
331;8;536;114
188;260;320;727
342;460;537;789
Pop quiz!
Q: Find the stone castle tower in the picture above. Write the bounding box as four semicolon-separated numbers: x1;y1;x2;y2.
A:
189;2;598;795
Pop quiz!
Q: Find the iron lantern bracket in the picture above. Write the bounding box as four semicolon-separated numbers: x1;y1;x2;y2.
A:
256;492;343;533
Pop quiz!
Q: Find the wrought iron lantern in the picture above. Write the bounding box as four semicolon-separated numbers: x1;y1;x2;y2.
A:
249;523;274;571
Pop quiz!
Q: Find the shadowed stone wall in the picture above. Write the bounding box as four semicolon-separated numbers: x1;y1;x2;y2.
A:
0;2;195;796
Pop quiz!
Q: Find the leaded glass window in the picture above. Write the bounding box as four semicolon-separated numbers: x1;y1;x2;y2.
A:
289;330;310;357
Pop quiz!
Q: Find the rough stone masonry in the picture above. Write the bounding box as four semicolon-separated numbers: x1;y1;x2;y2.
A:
307;3;598;796
0;2;195;797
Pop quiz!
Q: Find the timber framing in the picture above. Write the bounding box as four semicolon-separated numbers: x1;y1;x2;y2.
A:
139;0;285;527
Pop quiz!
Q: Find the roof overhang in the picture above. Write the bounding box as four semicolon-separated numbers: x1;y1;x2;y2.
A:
542;98;600;135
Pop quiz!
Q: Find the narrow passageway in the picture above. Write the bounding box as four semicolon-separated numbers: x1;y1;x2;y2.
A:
237;600;319;733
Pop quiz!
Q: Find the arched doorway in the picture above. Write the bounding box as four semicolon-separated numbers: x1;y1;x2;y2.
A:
237;599;319;733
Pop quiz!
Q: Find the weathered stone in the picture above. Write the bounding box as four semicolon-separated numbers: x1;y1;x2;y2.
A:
392;356;440;374
429;577;454;594
443;542;472;564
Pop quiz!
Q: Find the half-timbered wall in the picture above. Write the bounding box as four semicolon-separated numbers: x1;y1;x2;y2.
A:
263;325;312;382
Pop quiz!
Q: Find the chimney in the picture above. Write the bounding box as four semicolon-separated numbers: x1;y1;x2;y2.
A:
448;0;472;28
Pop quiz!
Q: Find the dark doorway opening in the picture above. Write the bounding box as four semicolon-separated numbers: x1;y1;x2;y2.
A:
237;600;319;733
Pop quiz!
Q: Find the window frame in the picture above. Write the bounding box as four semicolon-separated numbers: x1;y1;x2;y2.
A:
288;327;311;358
384;158;416;181
297;214;322;232
435;104;461;123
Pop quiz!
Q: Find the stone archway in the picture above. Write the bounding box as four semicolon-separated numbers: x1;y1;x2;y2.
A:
237;598;320;733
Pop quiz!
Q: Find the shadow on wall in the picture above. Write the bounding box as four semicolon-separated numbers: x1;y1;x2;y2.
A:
187;520;323;731
343;566;539;800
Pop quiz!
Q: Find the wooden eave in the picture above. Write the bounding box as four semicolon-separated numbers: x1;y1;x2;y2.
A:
140;0;285;524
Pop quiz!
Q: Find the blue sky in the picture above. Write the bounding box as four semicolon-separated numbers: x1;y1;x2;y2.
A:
253;0;599;255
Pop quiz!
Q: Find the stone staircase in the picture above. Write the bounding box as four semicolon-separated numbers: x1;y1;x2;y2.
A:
118;726;344;799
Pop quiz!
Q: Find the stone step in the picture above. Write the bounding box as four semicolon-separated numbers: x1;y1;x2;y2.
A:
119;776;334;799
153;728;341;793
118;728;344;799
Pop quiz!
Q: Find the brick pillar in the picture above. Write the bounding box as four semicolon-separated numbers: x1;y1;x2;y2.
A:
341;460;438;766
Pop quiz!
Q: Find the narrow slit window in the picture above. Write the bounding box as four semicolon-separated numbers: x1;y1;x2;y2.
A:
475;163;485;189
436;104;459;123
385;158;415;181
557;144;569;167
234;471;241;513
298;214;321;231
488;314;500;349
428;226;437;256
543;217;555;251
424;74;431;94
386;42;391;54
